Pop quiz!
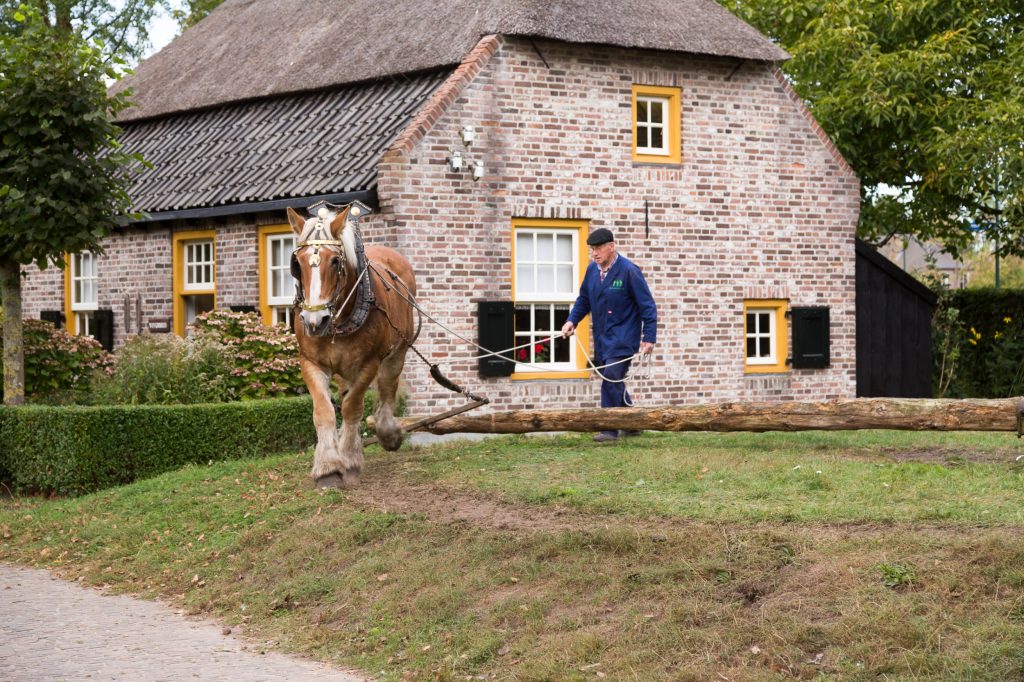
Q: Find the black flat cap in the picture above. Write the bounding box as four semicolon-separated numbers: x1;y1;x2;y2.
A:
586;228;614;246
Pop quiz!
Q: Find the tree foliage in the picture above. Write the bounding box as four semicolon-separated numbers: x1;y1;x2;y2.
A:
726;0;1024;258
0;9;139;267
0;6;140;403
169;0;222;31
0;0;169;63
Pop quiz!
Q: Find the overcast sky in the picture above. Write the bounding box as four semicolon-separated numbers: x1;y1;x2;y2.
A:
142;10;179;60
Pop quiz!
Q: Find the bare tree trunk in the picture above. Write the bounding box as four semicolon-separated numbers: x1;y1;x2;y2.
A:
0;258;25;406
385;398;1024;435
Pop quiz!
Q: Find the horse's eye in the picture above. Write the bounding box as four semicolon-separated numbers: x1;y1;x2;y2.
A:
332;256;342;268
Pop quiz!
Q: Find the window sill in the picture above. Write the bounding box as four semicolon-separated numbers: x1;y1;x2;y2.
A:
511;370;590;381
632;161;683;169
744;365;789;375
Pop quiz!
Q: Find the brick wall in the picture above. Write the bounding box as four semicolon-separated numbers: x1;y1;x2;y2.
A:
21;36;860;417
377;37;861;414
20;215;299;345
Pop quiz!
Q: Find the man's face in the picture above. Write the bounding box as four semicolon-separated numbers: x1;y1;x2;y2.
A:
590;241;616;268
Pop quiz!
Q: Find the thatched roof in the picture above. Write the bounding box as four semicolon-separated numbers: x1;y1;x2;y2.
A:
115;0;788;122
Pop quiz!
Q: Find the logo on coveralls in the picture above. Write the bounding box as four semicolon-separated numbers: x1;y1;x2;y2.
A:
610;279;624;289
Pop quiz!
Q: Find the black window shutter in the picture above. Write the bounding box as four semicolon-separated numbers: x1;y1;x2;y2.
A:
477;301;515;377
791;306;829;369
92;309;115;352
40;310;65;329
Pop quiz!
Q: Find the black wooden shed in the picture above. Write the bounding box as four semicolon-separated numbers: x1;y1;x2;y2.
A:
855;238;938;397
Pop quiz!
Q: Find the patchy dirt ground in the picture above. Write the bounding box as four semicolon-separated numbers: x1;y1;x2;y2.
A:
878;446;1023;464
346;463;1024;541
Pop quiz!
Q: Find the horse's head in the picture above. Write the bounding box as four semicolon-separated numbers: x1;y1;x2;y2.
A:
287;203;360;336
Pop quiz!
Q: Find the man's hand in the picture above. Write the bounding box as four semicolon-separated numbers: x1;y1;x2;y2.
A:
561;320;576;337
640;341;655;355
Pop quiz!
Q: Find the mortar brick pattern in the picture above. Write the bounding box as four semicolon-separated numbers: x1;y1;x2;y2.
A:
22;36;860;417
379;38;860;413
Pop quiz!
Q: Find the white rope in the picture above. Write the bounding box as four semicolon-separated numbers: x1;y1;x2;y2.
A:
329;263;369;324
365;266;653;399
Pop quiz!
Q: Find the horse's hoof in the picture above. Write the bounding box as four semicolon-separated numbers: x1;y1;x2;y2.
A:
379;430;404;452
342;467;361;488
314;473;344;489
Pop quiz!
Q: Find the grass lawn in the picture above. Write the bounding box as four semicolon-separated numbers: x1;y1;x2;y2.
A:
2;429;1024;680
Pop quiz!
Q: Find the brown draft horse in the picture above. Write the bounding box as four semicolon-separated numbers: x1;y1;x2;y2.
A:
286;202;417;488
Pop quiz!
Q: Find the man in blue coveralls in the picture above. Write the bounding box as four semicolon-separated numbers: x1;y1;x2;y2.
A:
560;228;657;443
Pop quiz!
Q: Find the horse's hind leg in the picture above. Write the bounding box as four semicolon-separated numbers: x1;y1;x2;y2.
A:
374;348;407;452
303;361;350;488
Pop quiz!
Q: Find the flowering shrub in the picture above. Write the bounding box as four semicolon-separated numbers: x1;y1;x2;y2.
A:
190;310;305;399
0;317;113;404
89;334;233;405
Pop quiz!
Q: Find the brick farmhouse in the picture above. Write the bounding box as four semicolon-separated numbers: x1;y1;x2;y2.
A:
21;0;861;413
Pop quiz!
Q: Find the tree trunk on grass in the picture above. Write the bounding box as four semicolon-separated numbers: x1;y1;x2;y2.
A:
0;258;25;405
384;398;1024;435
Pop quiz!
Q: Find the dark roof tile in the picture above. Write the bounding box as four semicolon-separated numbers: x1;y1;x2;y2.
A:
122;70;449;214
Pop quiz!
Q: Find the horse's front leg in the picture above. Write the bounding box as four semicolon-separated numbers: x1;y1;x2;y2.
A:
374;346;408;452
302;360;350;488
337;360;380;488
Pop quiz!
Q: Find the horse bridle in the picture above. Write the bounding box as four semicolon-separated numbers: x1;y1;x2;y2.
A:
292;202;377;337
291;210;348;314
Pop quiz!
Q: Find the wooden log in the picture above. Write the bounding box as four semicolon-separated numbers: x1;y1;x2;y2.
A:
383;398;1024;435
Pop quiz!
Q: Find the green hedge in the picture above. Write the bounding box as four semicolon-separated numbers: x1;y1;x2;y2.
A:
934;288;1024;398
0;397;318;496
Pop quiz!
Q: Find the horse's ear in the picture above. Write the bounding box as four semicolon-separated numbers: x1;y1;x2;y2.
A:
329;205;352;239
286;207;306;235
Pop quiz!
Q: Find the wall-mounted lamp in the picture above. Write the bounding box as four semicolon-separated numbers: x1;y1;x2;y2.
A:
472;160;484;181
461;125;476;145
449;151;463;171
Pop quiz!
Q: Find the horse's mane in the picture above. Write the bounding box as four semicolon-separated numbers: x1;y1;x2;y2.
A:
300;211;359;273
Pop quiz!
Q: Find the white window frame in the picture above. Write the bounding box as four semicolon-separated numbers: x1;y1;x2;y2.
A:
266;233;296;307
272;306;293;328
76;312;94;337
635;95;670;156
745;308;777;365
513;227;579;373
183;239;215;292
70;252;98;312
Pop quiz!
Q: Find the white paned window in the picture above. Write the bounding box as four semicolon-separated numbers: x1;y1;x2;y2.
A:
745;308;776;365
272;306;293;327
71;252;98;312
513;228;578;372
267;233;296;326
70;252;97;336
185;294;215;332
635;95;669;156
76;312;94;337
184;239;214;291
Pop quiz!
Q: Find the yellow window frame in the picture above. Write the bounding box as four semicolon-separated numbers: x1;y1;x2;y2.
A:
62;254;77;335
632;84;682;165
510;218;591;380
743;299;789;373
172;229;216;336
63;251;97;336
257;224;296;326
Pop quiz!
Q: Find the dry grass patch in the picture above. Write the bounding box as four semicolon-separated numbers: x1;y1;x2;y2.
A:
2;431;1024;680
